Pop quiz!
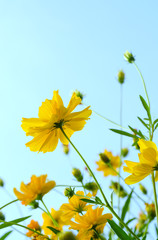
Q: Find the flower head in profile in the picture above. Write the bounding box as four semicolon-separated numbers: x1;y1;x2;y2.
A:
60;191;92;221
26;219;41;237
69;207;112;240
22;90;92;153
42;208;65;238
123;139;158;185
14;174;56;205
96;150;120;176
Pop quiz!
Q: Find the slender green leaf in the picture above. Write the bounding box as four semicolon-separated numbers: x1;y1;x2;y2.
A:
95;196;103;205
128;126;145;139
137;117;150;130
0;216;31;229
153;118;158;126
0;231;12;240
139;95;151;121
154;123;158;131
126;218;136;225
47;226;60;235
80;199;96;204
107;220;132;240
121;190;133;222
110;129;137;138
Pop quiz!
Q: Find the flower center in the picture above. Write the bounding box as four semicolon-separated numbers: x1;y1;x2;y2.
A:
53;119;65;129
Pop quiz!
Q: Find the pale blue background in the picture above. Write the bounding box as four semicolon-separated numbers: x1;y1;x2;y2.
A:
0;1;158;239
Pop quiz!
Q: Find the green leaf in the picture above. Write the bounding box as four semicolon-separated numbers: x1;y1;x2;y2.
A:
80;199;96;204
126;218;136;225
107;220;132;240
110;129;137;138
95;196;103;205
137;117;150;130
128;126;145;139
121;190;133;222
139;95;151;121
153;118;158;126
0;231;12;240
154;123;158;131
0;216;31;229
47;226;60;235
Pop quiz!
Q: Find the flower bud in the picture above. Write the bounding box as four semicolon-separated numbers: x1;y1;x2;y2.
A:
0;211;5;221
59;231;76;240
121;148;129;157
99;153;110;164
64;187;75;198
136;212;147;230
74;90;84;101
72;168;83;182
63;144;69;155
139;184;147;195
29;200;39;209
0;178;4;187
109;181;127;198
84;182;98;196
124;51;135;63
145;203;156;221
117;70;125;84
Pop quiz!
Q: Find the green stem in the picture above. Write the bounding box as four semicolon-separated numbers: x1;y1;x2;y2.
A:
82;102;128;130
55;184;82;188
133;62;150;108
152;172;158;225
0;199;18;210
41;199;58;227
60;127;140;240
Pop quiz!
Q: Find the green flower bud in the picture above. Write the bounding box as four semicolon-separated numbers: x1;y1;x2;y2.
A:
99;153;110;164
0;211;5;221
121;148;129;157
139;184;147;195
63;144;69;155
64;187;75;198
74;90;84;101
0;178;4;187
84;182;98;196
29;200;39;209
59;231;76;240
72;168;83;182
117;70;125;84
124;51;135;63
109;181;127;198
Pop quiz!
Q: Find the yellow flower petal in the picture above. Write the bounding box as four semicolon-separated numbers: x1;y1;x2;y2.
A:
38;99;55;121
66;93;81;115
124;173;149;185
58;128;74;145
21;118;46;136
138;139;157;152
141;148;157;166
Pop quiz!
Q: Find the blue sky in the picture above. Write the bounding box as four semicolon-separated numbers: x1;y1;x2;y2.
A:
0;1;158;239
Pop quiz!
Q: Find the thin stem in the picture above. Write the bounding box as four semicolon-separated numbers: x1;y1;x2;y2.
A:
82;102;128;130
0;199;18;210
55;184;82;188
41;199;58;227
60;127;140;240
133;62;150;108
152;172;158;225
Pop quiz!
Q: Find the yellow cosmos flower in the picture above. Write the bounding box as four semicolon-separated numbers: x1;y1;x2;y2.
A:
123;139;158;185
69;207;113;240
96;150;120;176
42;208;65;238
13;174;56;205
60;191;92;221
22;90;92;153
26;219;41;237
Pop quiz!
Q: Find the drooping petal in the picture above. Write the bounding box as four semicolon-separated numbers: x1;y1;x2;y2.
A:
58;128;74;145
124;160;138;169
52;90;64;108
65;119;87;131
66;93;81;115
26;130;59;153
138;139;157;152
124;173;149;185
67;107;92;120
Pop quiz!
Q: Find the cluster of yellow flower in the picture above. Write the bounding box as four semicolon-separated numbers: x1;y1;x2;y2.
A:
11;89;158;239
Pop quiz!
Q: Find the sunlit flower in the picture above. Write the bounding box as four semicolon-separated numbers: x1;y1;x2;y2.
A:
136;212;147;231
123;139;158;184
60;191;92;221
42;208;65;238
26;220;41;237
14;174;56;205
22;90;92;153
31;233;49;240
69;207;112;240
145;203;156;220
96;150;120;176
